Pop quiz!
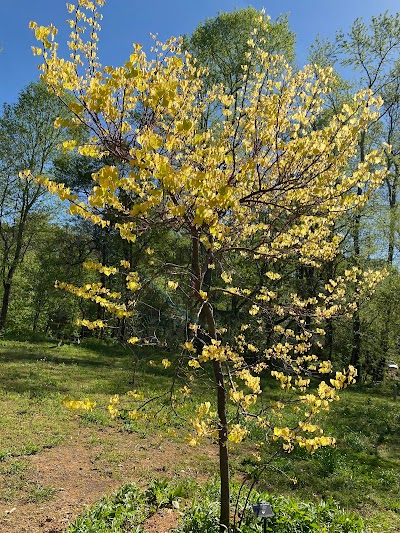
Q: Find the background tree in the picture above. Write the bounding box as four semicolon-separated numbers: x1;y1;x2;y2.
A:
184;7;295;94
0;82;72;330
310;12;400;378
5;221;86;336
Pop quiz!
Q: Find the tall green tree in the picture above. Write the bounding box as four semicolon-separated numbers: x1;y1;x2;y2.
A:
184;7;295;131
0;82;70;330
310;12;400;377
185;7;295;96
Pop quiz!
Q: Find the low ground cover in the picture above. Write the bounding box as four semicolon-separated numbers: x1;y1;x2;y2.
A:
0;336;399;532
66;479;365;533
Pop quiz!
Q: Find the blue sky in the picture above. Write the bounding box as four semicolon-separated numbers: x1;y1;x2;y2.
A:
0;0;399;106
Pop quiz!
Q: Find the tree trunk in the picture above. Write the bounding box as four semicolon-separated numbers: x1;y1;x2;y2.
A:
350;309;361;378
204;302;230;532
351;205;361;376
387;167;398;266
323;261;334;360
191;228;230;532
0;281;12;330
0;197;30;331
213;360;230;532
351;129;365;379
32;308;40;333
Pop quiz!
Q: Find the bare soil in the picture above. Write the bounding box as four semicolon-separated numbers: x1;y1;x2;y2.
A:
0;427;217;533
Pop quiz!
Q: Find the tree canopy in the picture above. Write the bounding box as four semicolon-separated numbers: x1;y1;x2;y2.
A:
184;7;295;95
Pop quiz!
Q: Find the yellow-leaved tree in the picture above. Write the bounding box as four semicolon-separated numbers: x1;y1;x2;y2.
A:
26;1;387;530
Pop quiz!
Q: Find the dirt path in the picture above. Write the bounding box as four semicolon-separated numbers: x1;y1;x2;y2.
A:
0;428;217;532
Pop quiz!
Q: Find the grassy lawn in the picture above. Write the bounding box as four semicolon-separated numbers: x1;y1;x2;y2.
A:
0;336;399;532
256;386;400;532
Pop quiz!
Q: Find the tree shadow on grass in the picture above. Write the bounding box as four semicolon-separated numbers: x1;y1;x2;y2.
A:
0;340;172;398
0;340;135;396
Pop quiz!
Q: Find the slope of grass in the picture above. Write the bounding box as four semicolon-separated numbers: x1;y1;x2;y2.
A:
250;383;400;532
0;336;399;531
0;336;180;459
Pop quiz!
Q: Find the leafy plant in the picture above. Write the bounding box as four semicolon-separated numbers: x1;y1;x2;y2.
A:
66;483;148;533
145;478;188;509
67;479;191;533
177;482;365;533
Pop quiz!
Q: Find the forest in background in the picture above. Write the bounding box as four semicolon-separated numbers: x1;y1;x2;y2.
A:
1;7;400;384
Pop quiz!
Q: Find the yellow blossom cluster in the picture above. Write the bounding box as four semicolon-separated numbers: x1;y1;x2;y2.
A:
228;424;249;444
236;368;261;394
230;389;258;410
108;394;120;418
187;402;218;446
63;397;96;411
83;260;118;276
56;281;131;319
273;420;336;453
77;318;105;330
198;340;237;363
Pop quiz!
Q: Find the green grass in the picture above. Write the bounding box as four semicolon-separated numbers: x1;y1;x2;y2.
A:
0;337;181;458
249;383;400;532
0;337;399;531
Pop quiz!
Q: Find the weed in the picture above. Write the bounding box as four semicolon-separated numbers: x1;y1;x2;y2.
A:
66;483;155;533
145;478;189;509
26;483;57;503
